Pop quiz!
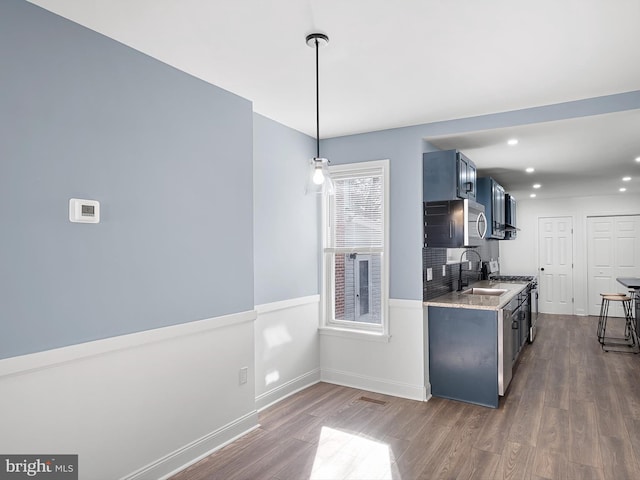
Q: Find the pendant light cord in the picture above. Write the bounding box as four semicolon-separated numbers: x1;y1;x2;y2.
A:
315;38;320;158
306;33;328;160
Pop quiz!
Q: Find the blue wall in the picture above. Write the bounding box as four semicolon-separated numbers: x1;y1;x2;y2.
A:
253;114;318;305
0;0;254;359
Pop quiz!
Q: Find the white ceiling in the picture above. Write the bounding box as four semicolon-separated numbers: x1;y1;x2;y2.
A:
27;0;640;199
428;110;640;199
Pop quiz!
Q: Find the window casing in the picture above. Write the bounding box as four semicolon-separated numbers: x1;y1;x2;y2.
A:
322;160;389;335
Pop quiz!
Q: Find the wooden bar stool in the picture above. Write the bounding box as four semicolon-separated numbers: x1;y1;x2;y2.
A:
598;294;638;353
597;293;627;342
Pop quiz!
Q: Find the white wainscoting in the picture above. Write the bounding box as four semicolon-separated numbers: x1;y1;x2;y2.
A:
254;295;321;411
320;299;428;401
0;310;258;480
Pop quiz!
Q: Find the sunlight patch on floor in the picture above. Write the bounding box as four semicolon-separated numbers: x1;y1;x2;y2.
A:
310;426;395;480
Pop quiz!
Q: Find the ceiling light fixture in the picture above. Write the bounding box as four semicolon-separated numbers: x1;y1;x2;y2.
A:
636;156;640;163
305;33;334;196
530;193;537;198
620;187;627;192
533;183;541;189
622;176;631;181
507;139;518;146
525;167;535;173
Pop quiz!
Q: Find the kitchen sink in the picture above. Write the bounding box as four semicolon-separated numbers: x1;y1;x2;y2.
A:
461;287;508;296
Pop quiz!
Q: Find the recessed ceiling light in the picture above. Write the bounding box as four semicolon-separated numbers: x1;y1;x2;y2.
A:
533;183;541;189
507;139;518;146
636;156;640;162
530;193;537;198
619;187;627;192
622;176;631;181
525;167;535;173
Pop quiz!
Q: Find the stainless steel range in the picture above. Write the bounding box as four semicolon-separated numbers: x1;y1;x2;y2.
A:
491;275;538;342
491;275;535;282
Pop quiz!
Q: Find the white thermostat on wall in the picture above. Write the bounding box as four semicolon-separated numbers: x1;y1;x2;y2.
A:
69;198;100;223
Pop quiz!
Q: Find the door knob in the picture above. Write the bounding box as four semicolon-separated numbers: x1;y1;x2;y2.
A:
540;268;545;271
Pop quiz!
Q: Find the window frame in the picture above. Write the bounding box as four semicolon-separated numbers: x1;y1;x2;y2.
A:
320;159;390;338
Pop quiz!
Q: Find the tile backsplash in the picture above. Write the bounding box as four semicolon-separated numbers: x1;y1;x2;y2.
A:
423;241;500;301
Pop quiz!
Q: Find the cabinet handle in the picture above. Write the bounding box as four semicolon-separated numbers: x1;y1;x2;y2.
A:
512;320;519;329
466;181;474;193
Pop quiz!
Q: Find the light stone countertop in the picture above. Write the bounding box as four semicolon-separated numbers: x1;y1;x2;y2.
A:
423;280;529;311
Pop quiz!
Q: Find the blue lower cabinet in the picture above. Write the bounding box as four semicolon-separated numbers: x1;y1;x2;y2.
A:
428;306;499;408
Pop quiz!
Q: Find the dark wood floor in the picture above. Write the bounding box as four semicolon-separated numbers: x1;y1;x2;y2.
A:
171;313;640;479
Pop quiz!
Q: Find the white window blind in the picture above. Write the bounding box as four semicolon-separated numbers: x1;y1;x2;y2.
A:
327;173;384;253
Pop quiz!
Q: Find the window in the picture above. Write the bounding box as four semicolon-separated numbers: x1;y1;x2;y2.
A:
322;160;389;335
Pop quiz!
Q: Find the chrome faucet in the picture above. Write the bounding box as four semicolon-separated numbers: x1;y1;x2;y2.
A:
458;249;483;291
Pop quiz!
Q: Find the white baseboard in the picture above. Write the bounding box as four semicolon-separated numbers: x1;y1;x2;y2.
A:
321;367;427;401
255;368;321;411
124;411;259;480
425;383;432;402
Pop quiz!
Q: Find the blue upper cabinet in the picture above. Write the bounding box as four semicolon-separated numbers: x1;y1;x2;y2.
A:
423;150;477;202
477;177;506;239
458;153;477;201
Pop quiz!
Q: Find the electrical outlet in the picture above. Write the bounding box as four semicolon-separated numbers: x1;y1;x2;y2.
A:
442;265;446;276
426;268;433;281
239;367;248;385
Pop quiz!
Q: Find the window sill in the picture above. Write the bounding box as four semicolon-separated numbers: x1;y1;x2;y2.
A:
318;327;391;343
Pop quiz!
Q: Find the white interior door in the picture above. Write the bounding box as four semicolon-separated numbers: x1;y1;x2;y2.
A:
538;217;574;314
587;215;640;317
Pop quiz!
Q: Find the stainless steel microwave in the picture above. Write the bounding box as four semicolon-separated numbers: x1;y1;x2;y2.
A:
423;199;487;248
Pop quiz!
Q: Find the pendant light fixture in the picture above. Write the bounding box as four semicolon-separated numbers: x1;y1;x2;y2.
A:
305;32;335;196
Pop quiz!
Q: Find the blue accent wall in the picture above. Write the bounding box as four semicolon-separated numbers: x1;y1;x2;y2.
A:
0;0;254;359
253;114;318;305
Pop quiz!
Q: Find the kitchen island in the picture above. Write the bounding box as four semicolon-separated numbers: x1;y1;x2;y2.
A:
424;280;530;408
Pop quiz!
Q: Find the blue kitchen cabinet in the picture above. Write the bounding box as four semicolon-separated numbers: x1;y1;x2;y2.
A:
504;193;517;240
423;150;477;201
428;306;499;408
477;176;505;239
